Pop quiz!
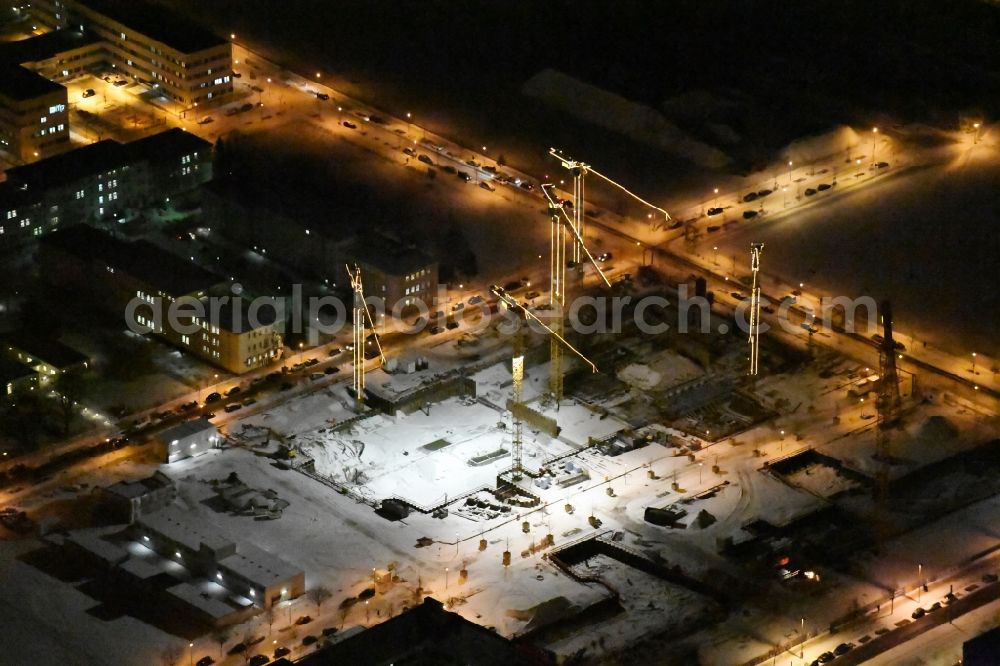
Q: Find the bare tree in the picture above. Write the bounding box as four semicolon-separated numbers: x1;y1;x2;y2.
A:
307;585;333;613
212;628;231;658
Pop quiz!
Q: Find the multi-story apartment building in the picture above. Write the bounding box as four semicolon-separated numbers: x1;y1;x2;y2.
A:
0;127;212;245
336;233;439;315
38;225;284;374
0;63;69;161
31;0;233;107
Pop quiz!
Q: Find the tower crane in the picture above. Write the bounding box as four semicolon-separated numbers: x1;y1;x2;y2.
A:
875;300;901;504
490;283;598;479
549;147;673;252
748;243;764;378
346;264;386;406
540;183;609;404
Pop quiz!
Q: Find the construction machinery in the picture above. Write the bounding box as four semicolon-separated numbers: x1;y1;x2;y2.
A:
748;243;764;377
539;182;610;404
490;284;597;478
346;264;386;406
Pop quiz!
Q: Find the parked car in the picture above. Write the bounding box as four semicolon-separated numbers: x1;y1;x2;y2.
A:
273;646;290;658
324;366;339;375
983;573;999;583
226;386;242;396
403;147;416;157
596;252;612;262
224;403;242;413
113;79;127;86
817;183;832;191
315;92;329;100
742;192;758;202
456;171;471;182
479;181;496;191
196;657;215;666
446;320;459;330
82;88;96;98
911;607;926;619
342;121;357;129
417;154;433;165
248;655;269;666
707;207;723;216
743;210;758;219
239;102;254;112
205;392;222;403
198;116;214;124
804;187;817;196
441;165;457;174
833;642;854;656
817;652;835;663
757;189;772;197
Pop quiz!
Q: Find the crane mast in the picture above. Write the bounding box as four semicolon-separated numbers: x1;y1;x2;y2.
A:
346;264;386;407
748;243;764;377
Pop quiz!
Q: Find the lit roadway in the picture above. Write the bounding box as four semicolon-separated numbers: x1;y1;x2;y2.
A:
8;36;997;665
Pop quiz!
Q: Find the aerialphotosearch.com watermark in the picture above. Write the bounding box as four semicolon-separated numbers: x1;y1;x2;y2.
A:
123;283;881;343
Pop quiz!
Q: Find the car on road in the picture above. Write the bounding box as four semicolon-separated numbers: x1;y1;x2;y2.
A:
324;366;339;375
342;120;357;129
456;171;471;182
113;79;127;86
742;192;758;202
833;642;854;656
817;183;832;191
875;161;889;169
518;181;534;191
479;181;495;191
418;154;433;165
328;347;342;356
369;114;387;124
817;652;835;663
441;165;457;175
757;189;772;197
272;646;290;658
315;92;329;100
743;210;758;219
911;607;926;619
403;147;416;157
596;252;612;262
196;657;215;666
224;403;242;413
198;116;214;124
706;207;723;216
82;88;96;98
248;655;269;666
205;392;222;403
804;187;817;196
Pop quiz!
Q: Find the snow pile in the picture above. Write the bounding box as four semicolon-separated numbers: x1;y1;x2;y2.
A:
617;363;662;391
522;69;732;169
779;125;862;165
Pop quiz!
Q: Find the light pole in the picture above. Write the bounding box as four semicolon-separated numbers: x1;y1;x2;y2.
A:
787;160;793;183
800;618;805;659
698;462;704;484
917;563;922;602
713;187;719;208
871;127;879;167
713;245;718;265
973;122;981;144
782;186;788;207
189;642;194;666
445;567;450;589
971;352;977;375
406;111;412;136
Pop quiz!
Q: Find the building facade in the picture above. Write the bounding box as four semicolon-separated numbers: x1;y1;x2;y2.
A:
31;0;233;107
2;333;90;384
38;225;284;374
0;359;39;397
0;66;69;162
158;418;219;464
0;128;212;245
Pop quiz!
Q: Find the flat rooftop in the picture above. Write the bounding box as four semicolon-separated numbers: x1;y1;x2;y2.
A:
41;225;222;297
0;29;102;65
340;232;436;277
2;332;88;369
0;359;36;384
0;62;64;102
80;0;228;54
157;418;217;444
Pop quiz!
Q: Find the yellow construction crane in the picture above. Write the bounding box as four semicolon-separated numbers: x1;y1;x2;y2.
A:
346;264;386;406
549;147;672;239
540;182;609;404
490;284;598;478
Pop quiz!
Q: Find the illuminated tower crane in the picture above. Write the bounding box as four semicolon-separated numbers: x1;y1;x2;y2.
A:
549;147;673;261
748;243;764;377
540;183;610;404
346;264;386;407
491;283;598;478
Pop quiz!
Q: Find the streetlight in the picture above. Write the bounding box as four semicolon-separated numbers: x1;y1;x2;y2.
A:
713;187;719;208
871;127;879;167
698;462;704;484
971;352;977;375
787;160;793;183
782;186;788;207
917;563;922;602
800;618;805;659
445;567;450;589
712;245;718;265
973;122;981;144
